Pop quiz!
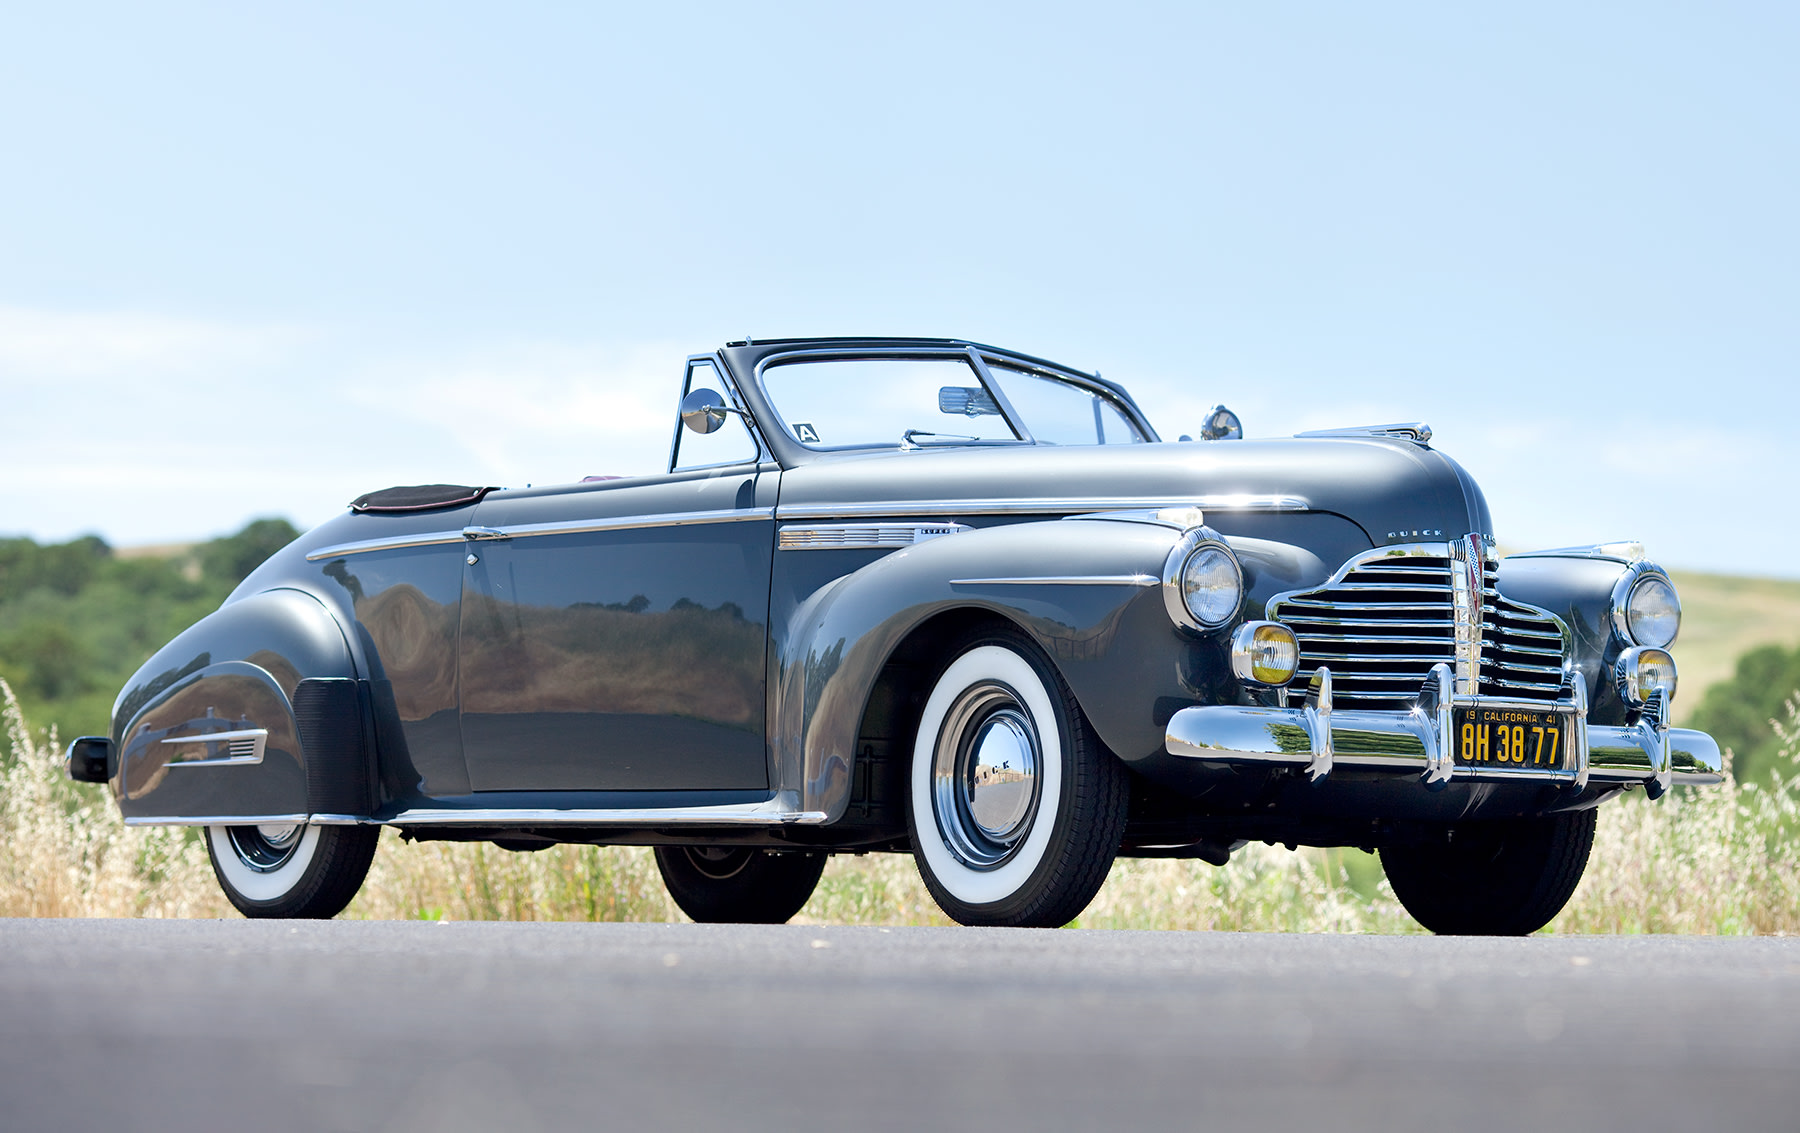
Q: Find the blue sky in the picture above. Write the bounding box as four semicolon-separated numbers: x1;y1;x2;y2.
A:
2;2;1794;575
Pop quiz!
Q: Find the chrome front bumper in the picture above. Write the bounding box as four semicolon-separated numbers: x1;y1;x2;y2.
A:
1165;665;1723;795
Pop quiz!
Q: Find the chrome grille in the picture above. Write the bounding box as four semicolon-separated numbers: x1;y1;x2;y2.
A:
1270;545;1569;709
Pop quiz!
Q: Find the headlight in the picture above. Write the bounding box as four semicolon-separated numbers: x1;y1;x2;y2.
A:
1610;564;1681;648
1230;622;1299;686
1615;646;1678;708
1162;530;1243;633
1625;575;1681;648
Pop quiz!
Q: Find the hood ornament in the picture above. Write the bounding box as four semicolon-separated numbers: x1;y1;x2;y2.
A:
1295;422;1432;445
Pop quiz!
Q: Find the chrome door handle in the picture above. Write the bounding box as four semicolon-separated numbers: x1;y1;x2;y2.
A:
462;527;510;541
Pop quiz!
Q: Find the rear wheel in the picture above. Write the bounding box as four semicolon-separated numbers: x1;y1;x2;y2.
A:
1380;809;1597;935
205;822;380;919
907;626;1129;928
654;846;827;924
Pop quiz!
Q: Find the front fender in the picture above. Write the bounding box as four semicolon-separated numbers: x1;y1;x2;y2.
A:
112;587;361;821
1496;553;1648;725
775;519;1216;822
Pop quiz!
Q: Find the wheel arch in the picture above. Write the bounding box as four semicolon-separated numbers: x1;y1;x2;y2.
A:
774;519;1192;824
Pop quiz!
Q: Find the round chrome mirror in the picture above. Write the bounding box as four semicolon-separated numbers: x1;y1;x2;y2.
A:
680;388;730;435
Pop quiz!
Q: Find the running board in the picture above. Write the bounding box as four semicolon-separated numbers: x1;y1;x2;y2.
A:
122;797;830;828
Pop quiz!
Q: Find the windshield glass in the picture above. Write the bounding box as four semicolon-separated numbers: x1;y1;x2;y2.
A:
758;355;1146;449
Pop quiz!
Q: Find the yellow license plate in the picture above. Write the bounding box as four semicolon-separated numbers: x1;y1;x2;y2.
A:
1453;707;1567;771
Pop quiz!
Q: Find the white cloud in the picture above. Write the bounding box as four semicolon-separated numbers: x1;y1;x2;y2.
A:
342;340;686;483
0;305;309;381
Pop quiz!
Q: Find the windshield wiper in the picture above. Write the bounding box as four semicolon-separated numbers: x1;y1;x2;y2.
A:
901;429;982;450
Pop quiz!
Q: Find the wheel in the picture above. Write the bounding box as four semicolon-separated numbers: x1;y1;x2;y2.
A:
1379;809;1597;936
654;846;827;924
907;626;1129;928
204;822;380;919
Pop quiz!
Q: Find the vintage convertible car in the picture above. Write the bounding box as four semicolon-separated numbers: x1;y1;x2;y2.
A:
67;337;1721;934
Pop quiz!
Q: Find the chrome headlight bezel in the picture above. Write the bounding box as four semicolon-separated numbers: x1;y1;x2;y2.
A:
1609;562;1681;649
1162;527;1243;634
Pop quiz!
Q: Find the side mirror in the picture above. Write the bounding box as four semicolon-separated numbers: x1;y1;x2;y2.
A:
681;388;732;435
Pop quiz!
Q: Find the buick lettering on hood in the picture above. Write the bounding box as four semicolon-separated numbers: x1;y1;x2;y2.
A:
67;338;1720;934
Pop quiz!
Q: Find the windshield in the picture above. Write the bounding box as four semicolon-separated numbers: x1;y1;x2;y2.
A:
758;355;1147;449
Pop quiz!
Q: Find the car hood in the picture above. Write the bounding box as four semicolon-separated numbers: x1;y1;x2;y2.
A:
775;437;1492;547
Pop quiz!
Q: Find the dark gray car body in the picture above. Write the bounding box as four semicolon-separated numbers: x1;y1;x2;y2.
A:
97;338;1718;857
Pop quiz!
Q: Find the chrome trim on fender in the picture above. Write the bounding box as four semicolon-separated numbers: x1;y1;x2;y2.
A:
306;530;467;560
780;522;971;550
950;574;1158;587
775;495;1308;522
460;507;774;543
160;728;267;768
307;508;775;559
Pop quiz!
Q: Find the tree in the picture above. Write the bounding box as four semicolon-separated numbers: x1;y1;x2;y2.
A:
1686;642;1800;785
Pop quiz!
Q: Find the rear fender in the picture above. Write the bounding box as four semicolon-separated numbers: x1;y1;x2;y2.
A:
113;588;371;822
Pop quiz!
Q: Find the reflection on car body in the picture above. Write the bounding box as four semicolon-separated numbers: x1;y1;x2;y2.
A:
68;337;1721;933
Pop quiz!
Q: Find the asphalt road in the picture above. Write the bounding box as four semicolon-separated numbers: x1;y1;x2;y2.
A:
3;919;1797;1132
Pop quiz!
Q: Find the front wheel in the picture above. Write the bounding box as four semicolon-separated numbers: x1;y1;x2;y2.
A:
654;846;827;924
907;627;1129;928
205;822;380;919
1379;809;1597;936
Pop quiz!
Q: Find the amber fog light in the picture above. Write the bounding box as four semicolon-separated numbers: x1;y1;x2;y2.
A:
1230;622;1300;687
1615;646;1678;708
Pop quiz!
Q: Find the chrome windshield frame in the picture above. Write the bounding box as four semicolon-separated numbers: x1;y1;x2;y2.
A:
748;344;1152;456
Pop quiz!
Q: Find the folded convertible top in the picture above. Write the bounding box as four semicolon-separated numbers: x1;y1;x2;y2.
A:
349;484;499;513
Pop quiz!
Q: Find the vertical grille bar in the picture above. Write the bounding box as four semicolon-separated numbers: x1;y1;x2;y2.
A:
1271;541;1569;709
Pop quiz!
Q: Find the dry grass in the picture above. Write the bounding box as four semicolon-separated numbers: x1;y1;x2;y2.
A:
6;674;1799;933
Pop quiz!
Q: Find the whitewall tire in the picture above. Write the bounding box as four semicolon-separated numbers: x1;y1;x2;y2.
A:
907;627;1128;927
204;822;379;919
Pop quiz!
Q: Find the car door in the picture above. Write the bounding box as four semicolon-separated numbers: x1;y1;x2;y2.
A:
455;357;776;793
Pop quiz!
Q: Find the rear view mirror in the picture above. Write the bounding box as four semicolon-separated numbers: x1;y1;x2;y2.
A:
938;386;1000;417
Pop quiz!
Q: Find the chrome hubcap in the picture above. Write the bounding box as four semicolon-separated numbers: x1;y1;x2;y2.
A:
226;824;304;873
932;682;1042;870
